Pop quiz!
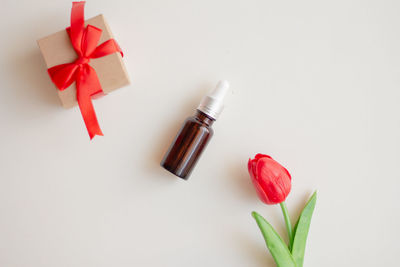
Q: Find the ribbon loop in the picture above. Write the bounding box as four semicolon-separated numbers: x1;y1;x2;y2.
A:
82;25;103;57
47;1;124;139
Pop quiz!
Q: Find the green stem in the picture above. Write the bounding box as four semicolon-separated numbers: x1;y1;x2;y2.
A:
280;201;293;250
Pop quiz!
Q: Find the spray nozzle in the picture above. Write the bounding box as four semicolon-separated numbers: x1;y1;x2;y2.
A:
197;80;229;120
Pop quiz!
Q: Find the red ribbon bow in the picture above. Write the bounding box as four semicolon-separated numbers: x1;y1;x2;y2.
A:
48;1;123;139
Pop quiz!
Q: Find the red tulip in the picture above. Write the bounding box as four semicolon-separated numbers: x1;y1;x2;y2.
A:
248;154;292;205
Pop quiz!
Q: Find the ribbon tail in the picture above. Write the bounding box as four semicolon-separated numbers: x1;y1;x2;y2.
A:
78;94;103;139
76;65;104;139
69;1;86;55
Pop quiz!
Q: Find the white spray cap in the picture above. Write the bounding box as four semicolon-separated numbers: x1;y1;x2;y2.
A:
197;80;229;120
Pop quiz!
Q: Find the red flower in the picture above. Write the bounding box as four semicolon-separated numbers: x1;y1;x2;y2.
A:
248;154;292;205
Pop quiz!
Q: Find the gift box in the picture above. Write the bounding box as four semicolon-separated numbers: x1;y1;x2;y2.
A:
38;15;130;109
37;1;130;139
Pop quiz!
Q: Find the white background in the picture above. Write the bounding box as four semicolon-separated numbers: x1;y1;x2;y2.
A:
1;0;399;266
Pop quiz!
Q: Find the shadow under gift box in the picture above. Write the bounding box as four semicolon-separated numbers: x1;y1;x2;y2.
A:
37;14;130;109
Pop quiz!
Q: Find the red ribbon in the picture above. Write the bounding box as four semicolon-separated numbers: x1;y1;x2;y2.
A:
48;1;123;139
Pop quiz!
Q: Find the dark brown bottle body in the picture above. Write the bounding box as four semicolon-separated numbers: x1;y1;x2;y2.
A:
161;110;214;179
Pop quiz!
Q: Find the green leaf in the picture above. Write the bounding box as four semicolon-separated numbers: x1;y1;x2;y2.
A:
252;211;297;267
291;191;317;267
291;214;300;247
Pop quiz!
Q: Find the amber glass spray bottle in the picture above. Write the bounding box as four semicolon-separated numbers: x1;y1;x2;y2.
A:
161;81;229;180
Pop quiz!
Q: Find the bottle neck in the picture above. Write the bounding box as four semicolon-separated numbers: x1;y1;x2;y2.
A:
195;110;215;126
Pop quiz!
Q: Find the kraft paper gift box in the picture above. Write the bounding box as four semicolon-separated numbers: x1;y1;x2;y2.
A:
37;14;130;109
